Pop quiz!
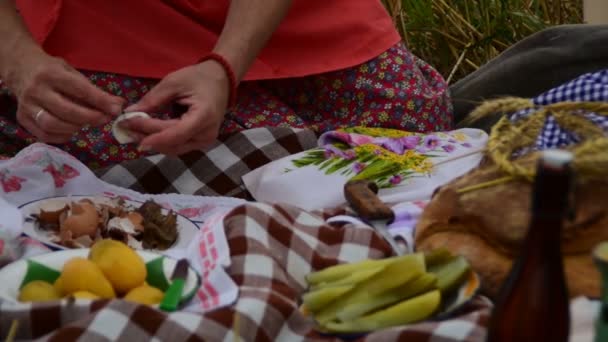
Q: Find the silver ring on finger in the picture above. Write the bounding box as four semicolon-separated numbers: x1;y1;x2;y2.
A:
33;109;45;124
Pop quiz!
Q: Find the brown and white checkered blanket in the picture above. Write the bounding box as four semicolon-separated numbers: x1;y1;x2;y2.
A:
1;127;491;341
1;202;491;341
93;127;319;199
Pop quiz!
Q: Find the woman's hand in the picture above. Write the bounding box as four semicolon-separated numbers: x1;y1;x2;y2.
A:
120;0;293;156
121;60;230;156
2;46;125;143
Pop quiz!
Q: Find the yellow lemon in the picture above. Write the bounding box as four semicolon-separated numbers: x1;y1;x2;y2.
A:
18;280;61;302
89;239;147;294
124;285;164;305
57;257;115;298
54;277;64;296
70;291;100;299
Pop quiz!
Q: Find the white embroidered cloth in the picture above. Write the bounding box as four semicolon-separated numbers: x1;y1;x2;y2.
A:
244;128;488;210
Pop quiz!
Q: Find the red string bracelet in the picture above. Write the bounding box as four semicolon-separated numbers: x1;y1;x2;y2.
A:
199;52;238;108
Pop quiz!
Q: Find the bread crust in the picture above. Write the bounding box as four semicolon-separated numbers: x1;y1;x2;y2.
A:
415;154;607;299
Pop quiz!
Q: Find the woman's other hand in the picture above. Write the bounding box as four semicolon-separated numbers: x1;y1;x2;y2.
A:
2;46;125;144
121;60;230;156
118;0;293;156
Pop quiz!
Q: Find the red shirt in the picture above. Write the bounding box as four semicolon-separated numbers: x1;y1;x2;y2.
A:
15;0;401;81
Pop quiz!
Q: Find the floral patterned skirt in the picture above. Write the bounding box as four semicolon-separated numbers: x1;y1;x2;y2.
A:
0;42;452;169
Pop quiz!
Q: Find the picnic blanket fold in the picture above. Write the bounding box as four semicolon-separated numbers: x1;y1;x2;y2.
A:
1;202;492;341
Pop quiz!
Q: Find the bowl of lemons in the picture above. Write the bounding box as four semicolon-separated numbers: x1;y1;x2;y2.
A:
0;239;200;308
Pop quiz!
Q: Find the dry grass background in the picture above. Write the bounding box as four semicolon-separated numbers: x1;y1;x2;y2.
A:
382;0;583;83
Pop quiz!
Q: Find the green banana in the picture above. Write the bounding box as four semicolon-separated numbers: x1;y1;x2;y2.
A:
424;248;454;268
314;253;425;324
429;255;470;293
306;257;396;286
302;285;353;312
310;266;385;291
336;272;438;322
323;290;442;333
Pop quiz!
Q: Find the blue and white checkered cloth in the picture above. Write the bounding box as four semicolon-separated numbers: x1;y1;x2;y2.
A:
510;69;608;150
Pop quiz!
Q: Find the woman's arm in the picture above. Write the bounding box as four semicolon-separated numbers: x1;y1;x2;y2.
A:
125;0;294;156
213;0;293;81
0;0;124;144
0;0;41;76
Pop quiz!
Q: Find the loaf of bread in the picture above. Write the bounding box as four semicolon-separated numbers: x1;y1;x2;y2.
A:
414;153;608;299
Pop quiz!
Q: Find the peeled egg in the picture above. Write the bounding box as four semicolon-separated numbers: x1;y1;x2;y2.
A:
111;112;150;144
108;217;136;235
107;212;144;234
60;202;100;239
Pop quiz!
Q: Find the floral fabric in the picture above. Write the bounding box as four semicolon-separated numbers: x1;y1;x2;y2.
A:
243;127;488;211
306;127;474;189
0;42;452;168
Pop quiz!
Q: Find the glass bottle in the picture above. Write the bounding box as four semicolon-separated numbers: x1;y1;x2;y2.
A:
593;242;608;342
486;149;572;342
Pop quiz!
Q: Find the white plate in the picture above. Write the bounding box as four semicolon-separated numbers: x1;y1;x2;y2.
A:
20;195;198;254
0;249;200;306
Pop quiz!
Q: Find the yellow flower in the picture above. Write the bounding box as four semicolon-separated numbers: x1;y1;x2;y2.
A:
332;79;343;89
437;133;449;139
109;146;119;155
76;140;87;148
379;112;389;122
386;89;395;99
347;127;412;138
359;64;369;73
452;132;468;142
354;143;433;173
407;100;415;110
413;160;434;173
357;92;365;100
378;72;385;80
256;114;265;122
395;57;403;65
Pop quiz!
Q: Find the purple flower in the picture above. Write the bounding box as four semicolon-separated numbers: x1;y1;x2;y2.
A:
448;139;457;144
442;144;456;153
423;135;440;150
373;149;382;156
323;145;354;160
343;150;356;160
323;148;335;159
400;136;421;150
462;142;473;148
378;138;405;155
352;162;366;174
389;174;402;185
318;131;352;146
350;134;374;146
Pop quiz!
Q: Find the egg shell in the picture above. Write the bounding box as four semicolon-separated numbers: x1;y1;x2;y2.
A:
60;202;100;239
112;112;151;144
39;201;70;225
126;212;144;231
